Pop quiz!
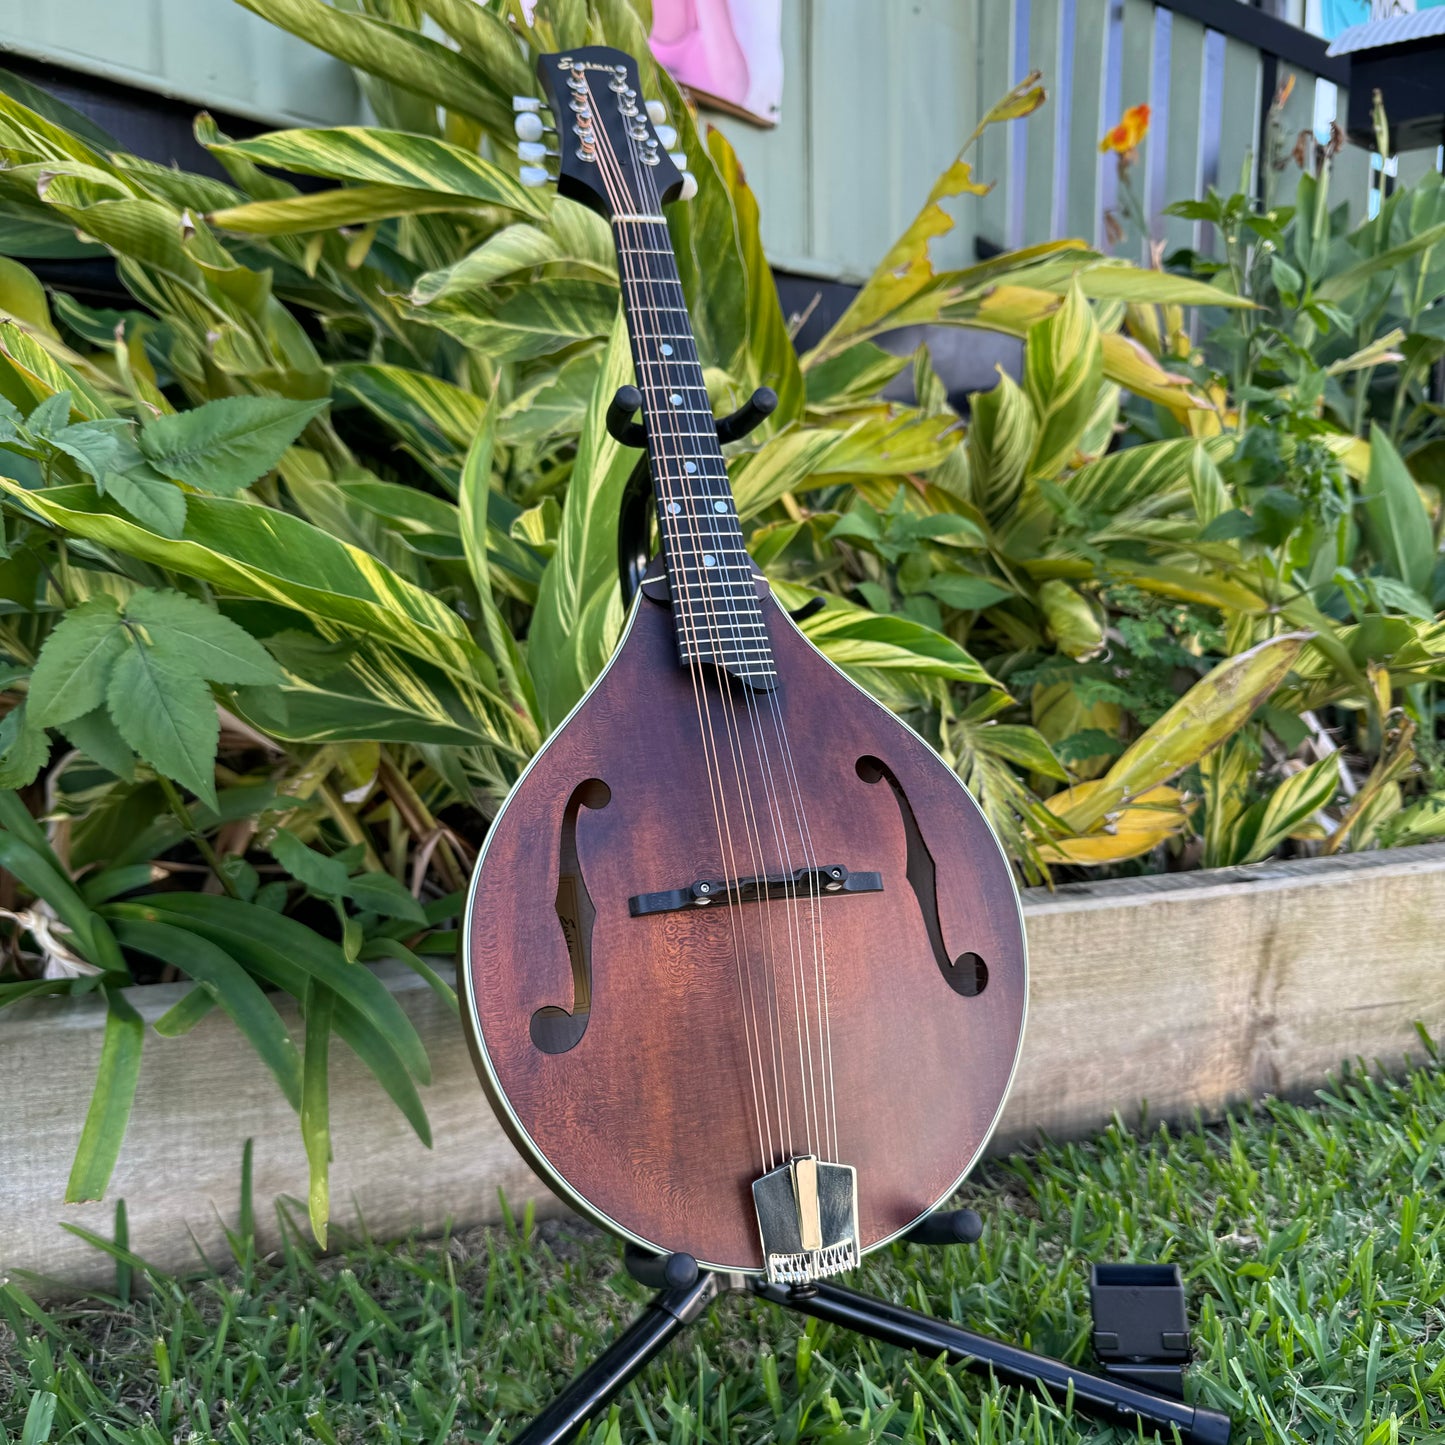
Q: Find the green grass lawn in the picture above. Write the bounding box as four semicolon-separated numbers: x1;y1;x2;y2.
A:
4;1047;1443;1445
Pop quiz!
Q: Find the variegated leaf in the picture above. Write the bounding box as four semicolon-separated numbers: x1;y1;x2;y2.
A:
233;0;513;132
0;480;494;690
1023;281;1102;480
210;127;545;222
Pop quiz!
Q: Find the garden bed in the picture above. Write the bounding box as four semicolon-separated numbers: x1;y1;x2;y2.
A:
7;845;1441;1291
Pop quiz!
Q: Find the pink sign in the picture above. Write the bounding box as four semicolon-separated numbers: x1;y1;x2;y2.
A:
649;0;783;127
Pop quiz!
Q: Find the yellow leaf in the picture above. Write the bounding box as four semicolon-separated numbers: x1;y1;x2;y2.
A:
1037;783;1188;864
1053;632;1311;835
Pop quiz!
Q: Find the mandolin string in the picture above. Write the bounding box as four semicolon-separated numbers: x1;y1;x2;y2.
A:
624;126;830;1162
617;166;816;1165
763;672;840;1158
584;79;784;1170
595;96;823;1162
607;200;781;1173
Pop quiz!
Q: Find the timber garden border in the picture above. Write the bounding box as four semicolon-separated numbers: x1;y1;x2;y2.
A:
5;844;1442;1290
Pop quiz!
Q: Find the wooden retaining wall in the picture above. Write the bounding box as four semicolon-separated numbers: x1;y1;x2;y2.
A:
4;845;1442;1291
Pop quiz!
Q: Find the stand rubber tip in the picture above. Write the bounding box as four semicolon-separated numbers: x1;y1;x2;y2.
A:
1188;1407;1233;1445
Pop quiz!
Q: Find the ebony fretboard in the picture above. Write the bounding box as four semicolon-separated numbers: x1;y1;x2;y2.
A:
612;215;776;689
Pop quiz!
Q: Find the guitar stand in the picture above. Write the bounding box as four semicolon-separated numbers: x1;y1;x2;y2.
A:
508;1211;1233;1444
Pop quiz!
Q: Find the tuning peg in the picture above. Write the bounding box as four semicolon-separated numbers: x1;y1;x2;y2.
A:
513;95;542;112
653;123;677;149
516;141;554;164
680;172;698;200
668;152;687;170
514;112;546;142
519;165;550;188
645;99;667;124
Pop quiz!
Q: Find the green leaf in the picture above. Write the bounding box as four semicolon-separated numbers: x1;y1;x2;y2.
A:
359;937;457;1014
0;699;48;789
10;600;120;729
48;419;129;479
1316;219;1445;303
346;870;427;924
139;396;329;494
122;893;431;1087
106;642;219;809
301;981;333;1248
112;917;301;1110
270;828;351;898
59;706;136;780
26;389;73;438
65;989;143;1202
152;987;218;1037
19;1391;57;1445
1361;423;1435;595
924;574;1014;610
104;466;187;538
125;588;285;685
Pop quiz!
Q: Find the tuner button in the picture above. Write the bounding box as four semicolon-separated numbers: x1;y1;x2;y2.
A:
668;151;688;169
519;165;550;188
513;95;542;113
516;140;551;163
680;171;699;200
646;99;667;124
653;123;678;149
514;112;544;143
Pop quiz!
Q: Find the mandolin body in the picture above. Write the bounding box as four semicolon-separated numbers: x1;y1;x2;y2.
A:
462;577;1027;1273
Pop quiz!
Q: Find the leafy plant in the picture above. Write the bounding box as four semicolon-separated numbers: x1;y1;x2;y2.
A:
0;0;1434;1234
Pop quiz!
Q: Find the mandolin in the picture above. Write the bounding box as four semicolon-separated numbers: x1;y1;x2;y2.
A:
461;46;1027;1284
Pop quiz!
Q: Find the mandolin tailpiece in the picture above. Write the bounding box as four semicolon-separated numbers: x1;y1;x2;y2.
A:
752;1156;859;1285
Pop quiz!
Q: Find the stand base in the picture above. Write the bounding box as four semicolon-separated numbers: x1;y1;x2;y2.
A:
510;1261;1232;1445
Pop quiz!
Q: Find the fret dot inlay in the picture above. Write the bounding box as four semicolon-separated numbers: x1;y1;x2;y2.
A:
713;500;728;513
684;462;697;473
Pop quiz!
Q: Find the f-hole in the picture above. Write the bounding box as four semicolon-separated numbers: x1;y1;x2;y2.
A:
531;778;611;1053
856;756;988;998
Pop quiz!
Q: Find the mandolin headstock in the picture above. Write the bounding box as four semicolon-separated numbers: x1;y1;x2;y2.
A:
513;47;697;218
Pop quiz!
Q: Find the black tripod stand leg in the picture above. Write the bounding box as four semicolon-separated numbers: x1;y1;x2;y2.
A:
510;1273;720;1445
755;1281;1231;1445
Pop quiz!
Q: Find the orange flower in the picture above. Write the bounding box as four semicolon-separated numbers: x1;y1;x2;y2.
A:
1099;103;1151;155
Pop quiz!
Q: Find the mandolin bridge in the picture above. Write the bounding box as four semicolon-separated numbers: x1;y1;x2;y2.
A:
753;1156;859;1285
629;863;881;918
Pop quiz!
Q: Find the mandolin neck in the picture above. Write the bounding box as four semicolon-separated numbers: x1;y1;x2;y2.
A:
612;215;776;690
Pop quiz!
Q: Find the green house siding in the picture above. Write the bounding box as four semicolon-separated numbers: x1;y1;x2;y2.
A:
0;0;1421;279
0;0;361;129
